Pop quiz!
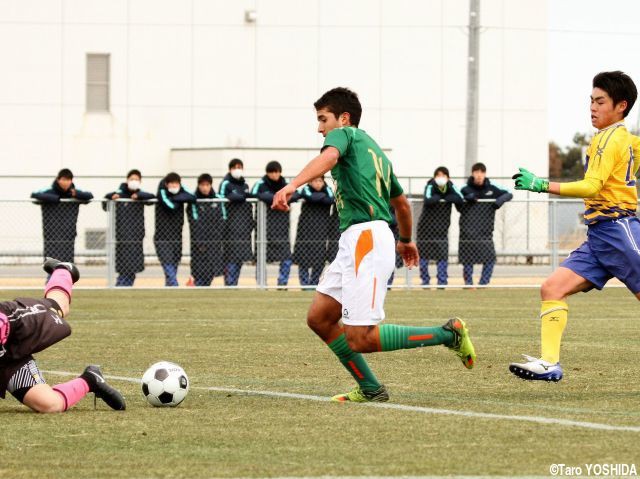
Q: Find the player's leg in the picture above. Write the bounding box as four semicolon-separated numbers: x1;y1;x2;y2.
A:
540;266;592;359
510;239;607;381
308;291;385;401
16;362;125;412
10;359;85;413
311;239;387;403
341;224;476;369
43;257;80;317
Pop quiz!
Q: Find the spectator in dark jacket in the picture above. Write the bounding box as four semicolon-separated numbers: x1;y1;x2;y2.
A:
219;159;254;286
154;172;196;287
252;161;299;287
293;177;334;287
417;166;463;287
31;169;93;264
103;169;155;287
187;173;224;287
458;162;513;286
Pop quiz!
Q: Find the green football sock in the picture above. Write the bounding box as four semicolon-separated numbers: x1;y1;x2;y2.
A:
327;334;381;392
378;324;454;351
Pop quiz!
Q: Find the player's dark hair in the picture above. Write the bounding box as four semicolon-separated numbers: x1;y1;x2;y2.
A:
593;71;637;118
314;87;362;127
471;162;486;173
127;169;142;179
198;173;213;184
228;158;243;170
57;168;73;180
266;161;282;173
434;166;450;177
164;172;181;184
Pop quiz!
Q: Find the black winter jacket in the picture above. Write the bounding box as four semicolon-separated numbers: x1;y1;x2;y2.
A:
252;175;299;262
457;177;513;264
154;180;196;265
219;173;254;263
293;183;334;268
103;183;155;274
417;179;463;260
31;181;94;262
187;188;225;280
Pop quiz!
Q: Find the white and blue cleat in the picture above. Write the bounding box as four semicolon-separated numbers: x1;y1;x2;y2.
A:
509;354;563;382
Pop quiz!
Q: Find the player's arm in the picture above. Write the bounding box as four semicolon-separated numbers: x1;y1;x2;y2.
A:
512;167;603;198
272;147;339;211
389;194;419;268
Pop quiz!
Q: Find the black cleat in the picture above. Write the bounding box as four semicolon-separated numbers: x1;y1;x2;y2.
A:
81;365;126;411
43;257;80;283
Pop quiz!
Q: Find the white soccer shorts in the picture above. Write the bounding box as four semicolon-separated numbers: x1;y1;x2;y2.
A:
317;220;396;326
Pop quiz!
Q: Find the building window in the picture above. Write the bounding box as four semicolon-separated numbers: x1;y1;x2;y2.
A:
86;53;110;112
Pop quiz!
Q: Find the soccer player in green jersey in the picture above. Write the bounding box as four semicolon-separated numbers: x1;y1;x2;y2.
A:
272;88;476;402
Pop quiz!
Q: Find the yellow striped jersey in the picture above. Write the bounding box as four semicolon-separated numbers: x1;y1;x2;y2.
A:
583;122;640;224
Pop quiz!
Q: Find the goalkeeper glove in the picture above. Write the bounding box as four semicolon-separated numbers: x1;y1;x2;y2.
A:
512;167;549;193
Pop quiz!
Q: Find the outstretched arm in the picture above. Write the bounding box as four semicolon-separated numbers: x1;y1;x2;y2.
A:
513;167;603;197
272;147;339;211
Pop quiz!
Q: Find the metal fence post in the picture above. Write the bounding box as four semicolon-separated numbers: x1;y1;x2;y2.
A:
106;200;116;288
256;200;267;288
550;198;559;270
405;199;416;289
526;191;530;250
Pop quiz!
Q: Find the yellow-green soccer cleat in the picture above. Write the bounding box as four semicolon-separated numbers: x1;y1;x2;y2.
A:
443;317;476;369
331;385;389;403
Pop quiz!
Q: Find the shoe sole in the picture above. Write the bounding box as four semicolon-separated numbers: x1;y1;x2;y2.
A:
509;364;563;382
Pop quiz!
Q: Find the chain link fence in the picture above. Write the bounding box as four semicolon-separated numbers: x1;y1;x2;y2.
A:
0;197;591;288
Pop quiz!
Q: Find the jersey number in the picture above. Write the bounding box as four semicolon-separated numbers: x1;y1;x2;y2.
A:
368;149;391;197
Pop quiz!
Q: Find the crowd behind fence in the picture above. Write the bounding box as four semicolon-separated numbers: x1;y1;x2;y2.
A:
0;196;589;288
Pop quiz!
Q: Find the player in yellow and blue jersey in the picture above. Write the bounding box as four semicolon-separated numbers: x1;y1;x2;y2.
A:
510;71;640;381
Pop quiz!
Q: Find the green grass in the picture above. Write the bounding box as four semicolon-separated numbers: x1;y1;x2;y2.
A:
1;288;639;478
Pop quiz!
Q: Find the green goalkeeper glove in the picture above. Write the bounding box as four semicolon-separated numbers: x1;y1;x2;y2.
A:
512;167;549;193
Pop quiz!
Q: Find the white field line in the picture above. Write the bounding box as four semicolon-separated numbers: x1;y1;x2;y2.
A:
43;370;640;433
212;477;553;479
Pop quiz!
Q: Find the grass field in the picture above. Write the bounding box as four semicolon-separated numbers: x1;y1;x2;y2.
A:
1;288;639;478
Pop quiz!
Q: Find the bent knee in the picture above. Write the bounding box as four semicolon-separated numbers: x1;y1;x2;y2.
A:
540;278;565;300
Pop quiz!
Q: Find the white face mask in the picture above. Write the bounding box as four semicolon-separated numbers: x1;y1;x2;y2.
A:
127;180;140;191
230;168;243;180
168;186;180;195
435;177;448;187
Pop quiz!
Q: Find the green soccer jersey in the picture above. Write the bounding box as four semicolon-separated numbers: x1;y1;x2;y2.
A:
322;127;403;231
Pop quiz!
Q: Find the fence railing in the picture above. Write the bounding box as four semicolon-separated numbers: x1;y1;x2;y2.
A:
0;197;589;288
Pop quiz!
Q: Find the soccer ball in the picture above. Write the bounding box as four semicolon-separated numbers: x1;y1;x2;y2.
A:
141;361;189;407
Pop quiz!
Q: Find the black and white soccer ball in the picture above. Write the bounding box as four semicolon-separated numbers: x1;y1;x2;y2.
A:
141;361;189;407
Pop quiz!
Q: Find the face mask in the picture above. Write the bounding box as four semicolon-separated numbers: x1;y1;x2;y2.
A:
168;186;180;195
127;180;140;191
230;169;243;180
435;177;448;187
